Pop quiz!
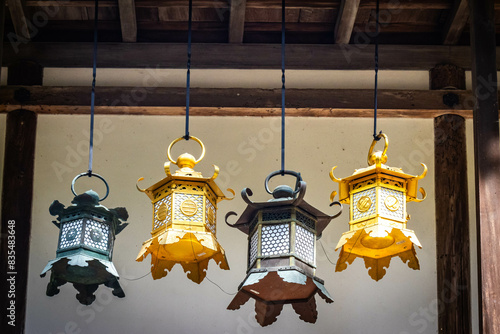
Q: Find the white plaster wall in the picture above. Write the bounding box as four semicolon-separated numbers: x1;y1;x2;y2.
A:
26;115;440;334
43;68;430;90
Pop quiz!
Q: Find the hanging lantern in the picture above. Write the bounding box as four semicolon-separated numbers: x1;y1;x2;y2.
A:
330;133;427;281
136;136;234;283
41;173;129;305
225;170;342;326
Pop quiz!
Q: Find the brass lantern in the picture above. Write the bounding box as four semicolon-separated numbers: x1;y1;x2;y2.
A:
330;133;427;281
41;173;129;305
226;170;342;326
136;136;234;283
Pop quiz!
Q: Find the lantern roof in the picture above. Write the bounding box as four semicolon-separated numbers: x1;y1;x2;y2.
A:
226;181;341;236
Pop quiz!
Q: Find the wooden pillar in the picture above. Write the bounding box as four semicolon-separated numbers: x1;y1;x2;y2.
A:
0;62;39;333
0;0;6;80
432;64;471;334
469;0;500;333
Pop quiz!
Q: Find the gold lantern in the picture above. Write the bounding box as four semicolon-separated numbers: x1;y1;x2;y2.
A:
330;133;427;281
136;136;234;283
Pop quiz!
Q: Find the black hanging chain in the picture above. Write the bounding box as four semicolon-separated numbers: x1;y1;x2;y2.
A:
88;0;99;175
373;0;382;141
280;0;286;174
184;0;193;141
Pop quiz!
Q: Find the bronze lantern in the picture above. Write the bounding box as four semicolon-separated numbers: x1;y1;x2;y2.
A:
226;170;342;326
136;136;234;283
330;133;427;281
41;173;129;305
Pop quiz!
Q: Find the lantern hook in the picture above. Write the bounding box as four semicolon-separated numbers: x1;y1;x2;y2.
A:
71;172;109;201
264;170;303;196
329;201;343;219
224;211;239;228
167;135;206;167
136;177;147;193
367;132;388;166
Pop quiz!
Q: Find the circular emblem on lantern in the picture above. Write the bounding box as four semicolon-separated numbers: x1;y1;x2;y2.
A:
90;229;103;243
180;199;198;216
156;203;168;221
357;196;372;212
384;195;400;211
65;228;77;241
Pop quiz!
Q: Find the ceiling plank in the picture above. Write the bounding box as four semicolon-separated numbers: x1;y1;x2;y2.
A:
335;0;361;44
0;86;479;118
118;0;137;42
6;0;30;40
443;0;469;45
1;42;491;70
229;0;247;43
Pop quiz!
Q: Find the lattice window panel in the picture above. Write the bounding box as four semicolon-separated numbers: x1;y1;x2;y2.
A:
154;195;172;230
379;188;405;220
59;219;83;250
295;225;315;264
353;188;377;220
296;210;316;230
205;198;216;234
261;224;290;256
249;231;259;265
174;193;204;223
84;220;110;252
262;210;291;221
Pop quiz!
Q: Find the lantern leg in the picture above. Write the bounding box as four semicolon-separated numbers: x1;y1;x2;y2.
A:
255;300;283;327
46;272;67;297
364;256;392;281
105;278;125;298
292;296;318;323
73;283;98;305
398;248;420;270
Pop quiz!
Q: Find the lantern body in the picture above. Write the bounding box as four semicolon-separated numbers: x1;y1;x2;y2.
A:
226;179;341;326
136;137;233;283
41;190;129;305
331;134;427;281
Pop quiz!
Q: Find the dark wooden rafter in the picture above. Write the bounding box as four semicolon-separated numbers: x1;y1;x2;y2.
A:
443;0;469;45
117;0;137;42
0;0;5;80
229;0;247;43
4;43;499;70
0;85;483;118
334;0;361;44
6;0;30;40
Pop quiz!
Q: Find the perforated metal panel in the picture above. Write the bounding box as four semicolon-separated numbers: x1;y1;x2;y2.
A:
262;210;291;221
174;193;204;222
84;220;110;252
59;219;83;250
379;187;405;220
353;188;377;220
261;224;290;256
296;210;316;230
249;231;258;265
154;194;172;230
295;225;315;264
205;198;216;234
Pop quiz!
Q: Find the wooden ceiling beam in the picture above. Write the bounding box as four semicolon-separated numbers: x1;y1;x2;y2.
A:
117;0;137;42
335;0;361;44
229;0;247;43
0;86;479;118
6;0;30;40
443;0;469;45
2;42;492;70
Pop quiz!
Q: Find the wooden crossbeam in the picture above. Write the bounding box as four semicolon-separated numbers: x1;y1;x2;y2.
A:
0;86;481;118
443;0;469;45
229;0;247;43
334;0;361;44
6;0;30;40
2;43;491;70
118;0;137;42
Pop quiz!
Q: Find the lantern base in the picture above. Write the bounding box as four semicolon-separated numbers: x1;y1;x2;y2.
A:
335;226;421;281
136;229;229;283
228;267;333;326
40;254;124;305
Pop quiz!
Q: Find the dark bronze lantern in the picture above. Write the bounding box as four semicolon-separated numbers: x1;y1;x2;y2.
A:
225;171;342;326
41;173;129;305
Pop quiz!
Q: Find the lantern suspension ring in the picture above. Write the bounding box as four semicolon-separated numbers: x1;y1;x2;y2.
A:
71;172;109;201
264;169;302;198
167;135;206;167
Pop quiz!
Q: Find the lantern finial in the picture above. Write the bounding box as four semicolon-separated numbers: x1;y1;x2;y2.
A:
330;133;427;281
